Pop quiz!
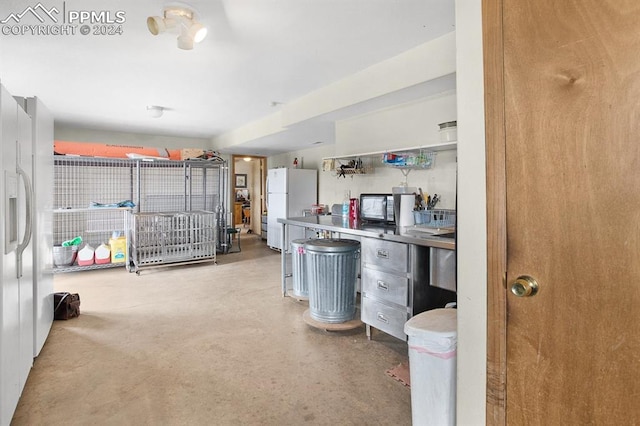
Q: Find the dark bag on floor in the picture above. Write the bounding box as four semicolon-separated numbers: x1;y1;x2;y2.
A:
53;292;81;320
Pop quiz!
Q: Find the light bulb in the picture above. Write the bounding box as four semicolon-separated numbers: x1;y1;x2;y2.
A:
146;16;163;35
190;23;207;43
177;33;194;50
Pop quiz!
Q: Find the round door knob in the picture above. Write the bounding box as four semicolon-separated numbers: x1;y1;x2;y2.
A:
510;275;539;297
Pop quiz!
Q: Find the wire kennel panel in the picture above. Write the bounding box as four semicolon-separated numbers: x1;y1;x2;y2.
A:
186;163;222;212
54;157;134;210
136;161;225;213
137;162;187;212
53;157;135;272
129;210;216;273
53;208;130;246
188;162;228;253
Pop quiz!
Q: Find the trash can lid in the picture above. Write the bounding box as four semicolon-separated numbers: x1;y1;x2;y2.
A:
404;308;457;340
304;239;360;253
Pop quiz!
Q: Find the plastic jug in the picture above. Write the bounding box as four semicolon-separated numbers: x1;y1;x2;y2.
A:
95;243;111;264
77;245;95;266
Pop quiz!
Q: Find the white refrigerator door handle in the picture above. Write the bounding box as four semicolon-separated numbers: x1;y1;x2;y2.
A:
265;177;269;210
16;164;33;279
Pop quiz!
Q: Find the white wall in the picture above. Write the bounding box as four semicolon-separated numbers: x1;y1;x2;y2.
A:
214;32;456;152
455;0;487;424
269;93;457;210
335;92;456;156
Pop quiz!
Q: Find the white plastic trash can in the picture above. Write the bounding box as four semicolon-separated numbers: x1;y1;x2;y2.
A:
404;308;457;426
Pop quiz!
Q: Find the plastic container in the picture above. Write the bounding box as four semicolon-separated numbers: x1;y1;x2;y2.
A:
425;209;456;228
404;308;457;426
398;194;415;227
311;204;326;215
342;190;350;217
290;239;308;299
77;245;95;266
109;237;127;263
349;198;359;221
95;243;111;264
304;239;360;323
439;121;457;142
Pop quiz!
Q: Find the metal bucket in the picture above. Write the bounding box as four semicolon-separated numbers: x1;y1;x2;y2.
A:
304;239;360;323
290;239;308;298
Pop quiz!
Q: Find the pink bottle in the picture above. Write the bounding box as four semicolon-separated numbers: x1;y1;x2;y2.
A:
349;198;359;221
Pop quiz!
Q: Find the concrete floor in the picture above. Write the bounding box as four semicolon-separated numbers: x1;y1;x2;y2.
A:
13;234;412;425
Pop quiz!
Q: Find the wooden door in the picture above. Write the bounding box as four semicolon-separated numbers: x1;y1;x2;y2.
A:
484;1;640;424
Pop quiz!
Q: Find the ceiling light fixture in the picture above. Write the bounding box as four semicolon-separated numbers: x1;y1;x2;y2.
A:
147;6;207;50
147;105;164;118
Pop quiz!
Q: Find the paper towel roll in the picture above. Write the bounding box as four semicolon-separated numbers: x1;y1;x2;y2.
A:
398;194;415;227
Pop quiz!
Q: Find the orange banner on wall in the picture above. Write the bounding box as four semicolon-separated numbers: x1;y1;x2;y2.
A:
54;140;183;160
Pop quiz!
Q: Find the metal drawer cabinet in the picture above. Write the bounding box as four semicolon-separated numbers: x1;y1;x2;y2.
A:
362;239;409;274
361;266;408;307
261;215;267;240
361;295;408;341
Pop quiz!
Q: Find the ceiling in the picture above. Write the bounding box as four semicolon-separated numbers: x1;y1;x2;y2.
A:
0;0;455;155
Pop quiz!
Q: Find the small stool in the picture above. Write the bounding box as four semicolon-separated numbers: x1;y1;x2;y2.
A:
226;227;241;253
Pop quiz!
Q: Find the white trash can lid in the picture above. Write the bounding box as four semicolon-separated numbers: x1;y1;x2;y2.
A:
404;308;457;352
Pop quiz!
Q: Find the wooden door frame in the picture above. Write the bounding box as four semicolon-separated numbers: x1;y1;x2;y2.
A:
231;155;268;227
483;0;508;424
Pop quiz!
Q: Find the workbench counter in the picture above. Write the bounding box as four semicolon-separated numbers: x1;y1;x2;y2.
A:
277;215;455;250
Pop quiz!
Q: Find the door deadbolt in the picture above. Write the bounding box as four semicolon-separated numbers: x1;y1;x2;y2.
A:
510;275;539;297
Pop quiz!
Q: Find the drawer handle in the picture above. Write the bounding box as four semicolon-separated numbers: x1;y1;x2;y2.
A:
376;280;389;291
376;249;389;259
376;313;389;324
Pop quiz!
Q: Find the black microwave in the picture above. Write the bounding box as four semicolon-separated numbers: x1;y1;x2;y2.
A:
359;193;394;224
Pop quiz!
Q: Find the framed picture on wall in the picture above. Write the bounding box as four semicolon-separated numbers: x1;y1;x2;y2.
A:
235;174;247;188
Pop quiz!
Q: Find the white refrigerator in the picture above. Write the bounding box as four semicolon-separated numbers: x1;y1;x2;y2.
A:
22;96;54;358
267;168;317;251
1;82;34;425
1;84;53;425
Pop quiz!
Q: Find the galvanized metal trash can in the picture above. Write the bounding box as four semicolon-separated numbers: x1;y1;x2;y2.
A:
304;239;360;323
290;239;308;298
